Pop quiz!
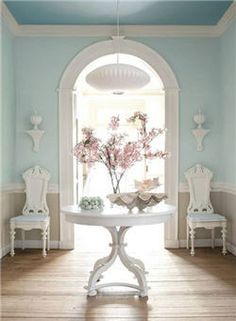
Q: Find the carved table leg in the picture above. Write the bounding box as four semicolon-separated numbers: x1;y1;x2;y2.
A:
222;224;227;255
10;227;16;257
87;227;119;296
126;254;146;272
93;250;114;270
190;227;195;256
86;226;149;298
118;227;148;297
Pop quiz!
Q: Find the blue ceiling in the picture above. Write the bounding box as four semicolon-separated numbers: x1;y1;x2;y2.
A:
4;1;233;26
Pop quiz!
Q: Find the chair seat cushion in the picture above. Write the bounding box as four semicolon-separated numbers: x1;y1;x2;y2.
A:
10;215;49;222
187;213;226;222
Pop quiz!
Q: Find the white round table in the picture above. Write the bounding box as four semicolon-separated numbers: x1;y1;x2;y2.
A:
62;204;176;298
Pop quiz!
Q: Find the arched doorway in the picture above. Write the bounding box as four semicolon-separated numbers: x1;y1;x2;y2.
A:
58;38;179;249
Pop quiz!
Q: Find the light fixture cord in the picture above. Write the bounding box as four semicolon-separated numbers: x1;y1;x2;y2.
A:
116;0;120;64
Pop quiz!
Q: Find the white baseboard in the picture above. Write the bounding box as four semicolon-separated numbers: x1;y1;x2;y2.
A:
59;240;74;250
0;240;60;258
180;238;236;256
164;240;180;248
179;238;223;248
15;240;60;249
2;239;235;258
0;244;11;258
226;242;236;256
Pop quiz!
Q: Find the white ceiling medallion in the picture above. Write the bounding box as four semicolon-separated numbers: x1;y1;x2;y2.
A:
85;0;150;94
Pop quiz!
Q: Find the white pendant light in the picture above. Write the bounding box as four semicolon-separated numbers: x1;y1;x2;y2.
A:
85;0;150;94
86;63;150;94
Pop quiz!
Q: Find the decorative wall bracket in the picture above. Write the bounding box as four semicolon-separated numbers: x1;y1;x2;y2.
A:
192;109;209;152
26;113;44;152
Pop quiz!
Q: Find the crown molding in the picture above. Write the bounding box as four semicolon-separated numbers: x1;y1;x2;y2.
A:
1;2;235;38
15;24;219;38
179;181;236;195
1;2;18;34
216;1;236;36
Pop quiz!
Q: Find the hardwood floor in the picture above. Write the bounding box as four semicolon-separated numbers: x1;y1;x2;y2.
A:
1;247;236;320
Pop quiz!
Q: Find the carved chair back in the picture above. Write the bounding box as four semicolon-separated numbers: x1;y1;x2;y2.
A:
22;166;51;215
184;164;214;214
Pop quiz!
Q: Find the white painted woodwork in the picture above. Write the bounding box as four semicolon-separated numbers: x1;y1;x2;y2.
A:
2;180;236;195
62;204;175;297
58;38;179;249
178;181;236;195
26;113;44;152
9;166;51;257
26;129;44;152
192;110;209;151
185;164;227;256
192;128;210;151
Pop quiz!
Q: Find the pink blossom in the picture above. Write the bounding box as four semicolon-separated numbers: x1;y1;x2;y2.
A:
145;150;169;160
109;116;120;130
127;111;148;124
73;112;168;194
82;127;94;139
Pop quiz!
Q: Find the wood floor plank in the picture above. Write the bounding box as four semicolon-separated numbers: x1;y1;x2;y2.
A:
1;248;236;320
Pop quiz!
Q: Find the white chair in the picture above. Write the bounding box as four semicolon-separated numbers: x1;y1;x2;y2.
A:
185;164;227;256
10;166;51;257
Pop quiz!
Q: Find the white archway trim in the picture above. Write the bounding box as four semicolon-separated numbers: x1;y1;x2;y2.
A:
59;38;180;249
60;38;178;91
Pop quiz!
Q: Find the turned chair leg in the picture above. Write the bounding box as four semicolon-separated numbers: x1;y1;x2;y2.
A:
211;229;215;249
42;229;47;258
190;227;195;256
10;227;16;257
47;224;50;251
222;225;227;255
21;230;25;250
186;223;189;249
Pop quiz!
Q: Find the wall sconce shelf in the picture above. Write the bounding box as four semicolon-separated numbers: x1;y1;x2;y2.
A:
192;109;209;152
26;113;44;152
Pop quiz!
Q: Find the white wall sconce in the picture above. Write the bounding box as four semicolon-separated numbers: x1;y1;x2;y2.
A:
26;112;44;152
192;109;209;152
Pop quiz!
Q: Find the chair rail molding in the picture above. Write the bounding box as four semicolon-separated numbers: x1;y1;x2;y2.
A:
0;183;59;194
179;181;236;196
58;38;180;249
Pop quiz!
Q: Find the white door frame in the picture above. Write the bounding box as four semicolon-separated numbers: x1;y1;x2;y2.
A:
58;38;180;249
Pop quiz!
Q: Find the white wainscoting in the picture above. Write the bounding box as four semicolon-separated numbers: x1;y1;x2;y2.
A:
1;182;236;258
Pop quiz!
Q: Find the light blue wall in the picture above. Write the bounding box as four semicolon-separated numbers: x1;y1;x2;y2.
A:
14;35;222;184
14;37;106;183
131;37;221;181
1;19;16;184
220;20;236;184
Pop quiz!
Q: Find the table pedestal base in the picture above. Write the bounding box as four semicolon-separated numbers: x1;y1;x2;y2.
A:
86;226;149;298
